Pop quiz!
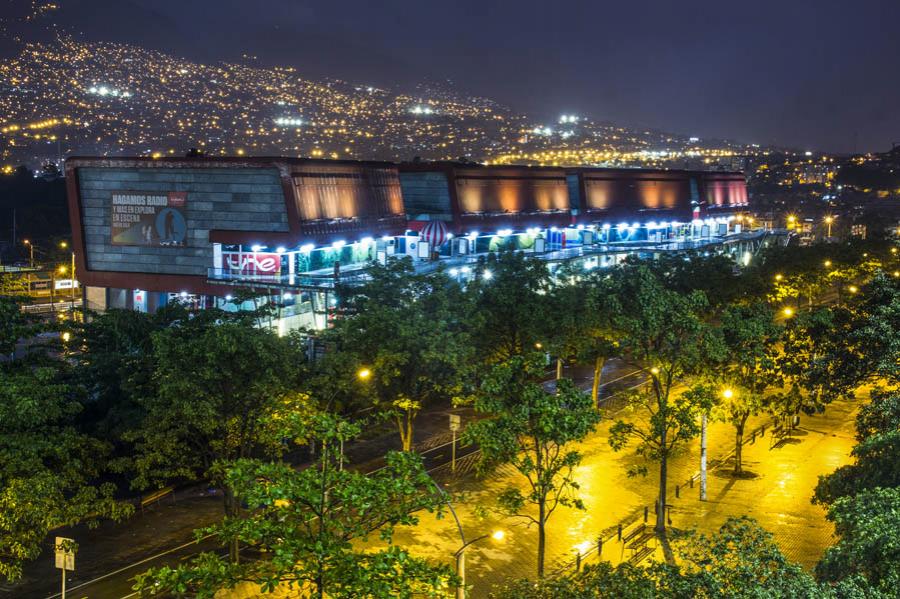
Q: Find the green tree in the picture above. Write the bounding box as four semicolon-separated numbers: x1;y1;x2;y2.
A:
715;303;783;474
464;354;600;578
0;362;133;581
134;413;455;598
816;487;900;591
123;316;306;560
854;388;900;441
605;265;720;533
778;307;865;415
467;251;552;363
0;295;32;357
675;516;821;597
74;305;188;438
329;258;470;451
491;517;822;598
813;389;900;505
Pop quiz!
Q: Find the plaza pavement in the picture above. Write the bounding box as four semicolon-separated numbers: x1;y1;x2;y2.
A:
357;392;860;597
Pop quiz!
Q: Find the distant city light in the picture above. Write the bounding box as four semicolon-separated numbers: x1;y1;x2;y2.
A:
558;115;579;124
274;117;303;126
300;243;315;253
86;85;131;98
410;105;435;115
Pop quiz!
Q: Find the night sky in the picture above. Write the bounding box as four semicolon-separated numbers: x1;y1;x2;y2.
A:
47;0;900;153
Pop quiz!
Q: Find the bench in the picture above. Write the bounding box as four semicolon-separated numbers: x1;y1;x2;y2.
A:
628;544;654;565
140;485;175;512
627;529;656;550
621;523;646;545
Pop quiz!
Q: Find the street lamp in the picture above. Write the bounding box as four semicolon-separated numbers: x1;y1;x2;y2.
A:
824;215;834;238
848;285;858;295
787;215;796;229
774;273;783;282
357;367;371;381
454;529;506;599
60;243;75;309
23;239;34;267
783;307;794;318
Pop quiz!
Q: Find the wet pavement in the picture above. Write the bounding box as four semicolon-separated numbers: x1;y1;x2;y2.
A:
357;391;859;597
7;362;858;598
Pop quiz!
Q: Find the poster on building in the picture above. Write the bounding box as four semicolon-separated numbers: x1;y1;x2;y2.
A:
111;191;188;246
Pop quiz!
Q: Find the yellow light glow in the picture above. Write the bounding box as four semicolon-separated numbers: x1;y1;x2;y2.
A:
357;368;371;380
491;530;506;542
722;388;734;399
824;260;832;267
61;332;71;342
650;367;660;375
848;286;858;294
775;274;783;281
783;307;794;318
534;342;543;350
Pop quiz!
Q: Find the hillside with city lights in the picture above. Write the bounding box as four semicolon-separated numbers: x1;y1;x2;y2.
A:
0;2;767;172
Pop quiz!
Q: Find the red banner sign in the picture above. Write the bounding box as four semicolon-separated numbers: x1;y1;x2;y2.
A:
221;252;282;275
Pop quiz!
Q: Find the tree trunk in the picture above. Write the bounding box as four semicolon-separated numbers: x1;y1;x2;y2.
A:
734;417;746;475
537;501;546;578
591;357;605;409
406;410;414;452
398;410;414;452
657;453;667;533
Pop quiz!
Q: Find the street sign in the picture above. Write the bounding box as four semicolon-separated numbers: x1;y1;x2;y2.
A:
449;414;461;432
55;537;75;571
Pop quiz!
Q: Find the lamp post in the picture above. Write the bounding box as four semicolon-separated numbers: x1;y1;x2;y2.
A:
824;216;834;238
23;239;34;267
425;474;504;599
454;530;505;599
60;242;75;308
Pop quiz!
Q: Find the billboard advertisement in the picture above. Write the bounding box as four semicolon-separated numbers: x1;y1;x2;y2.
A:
111;191;188;246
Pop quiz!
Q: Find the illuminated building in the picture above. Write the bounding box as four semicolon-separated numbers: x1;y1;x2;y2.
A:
66;156;765;330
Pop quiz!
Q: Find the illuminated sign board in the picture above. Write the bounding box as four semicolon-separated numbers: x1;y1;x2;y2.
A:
221;252;283;276
111;191;188;246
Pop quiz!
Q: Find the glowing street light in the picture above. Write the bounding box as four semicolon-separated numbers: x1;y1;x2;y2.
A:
454;529;506;599
783;307;794;318
23;239;34;267
774;273;784;282
824;260;832;268
722;388;734;400
824;215;834;238
357;367;372;381
848;285;859;295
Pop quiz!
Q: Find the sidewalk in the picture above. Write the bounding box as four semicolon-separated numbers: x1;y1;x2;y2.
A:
358;395;859;598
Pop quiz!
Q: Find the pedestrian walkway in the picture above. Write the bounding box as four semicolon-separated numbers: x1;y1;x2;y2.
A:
360;395;859;598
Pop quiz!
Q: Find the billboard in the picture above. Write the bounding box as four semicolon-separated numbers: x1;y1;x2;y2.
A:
111;191;188;246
